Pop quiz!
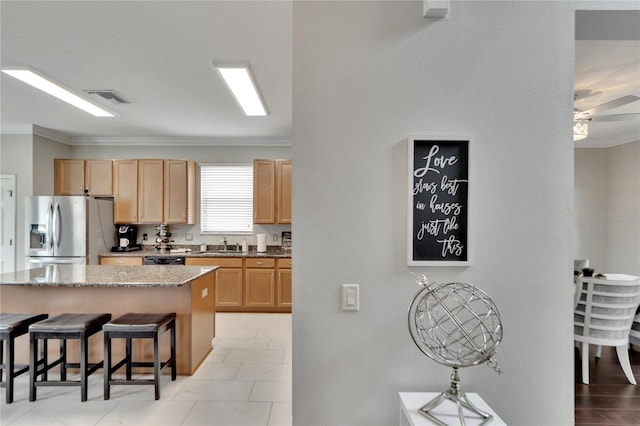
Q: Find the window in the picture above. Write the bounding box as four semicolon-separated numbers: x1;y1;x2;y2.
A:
200;164;253;234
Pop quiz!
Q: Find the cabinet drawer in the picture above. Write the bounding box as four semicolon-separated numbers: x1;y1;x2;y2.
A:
186;257;243;268
245;258;275;268
100;256;143;266
277;258;292;268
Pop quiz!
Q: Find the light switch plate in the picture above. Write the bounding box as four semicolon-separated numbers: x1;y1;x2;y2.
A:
185;233;193;241
341;284;359;311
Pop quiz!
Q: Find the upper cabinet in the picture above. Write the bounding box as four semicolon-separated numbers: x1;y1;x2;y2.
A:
253;159;292;224
113;160;139;223
276;160;292;224
113;159;195;225
164;159;196;224
138;159;164;223
54;159;113;196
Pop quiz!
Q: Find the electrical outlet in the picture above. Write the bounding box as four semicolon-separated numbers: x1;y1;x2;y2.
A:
143;233;148;241
185;233;193;241
273;234;279;242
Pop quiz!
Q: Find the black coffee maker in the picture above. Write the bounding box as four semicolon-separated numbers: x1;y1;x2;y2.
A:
111;225;142;252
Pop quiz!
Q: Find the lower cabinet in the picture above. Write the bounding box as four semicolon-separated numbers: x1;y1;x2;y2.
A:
245;258;276;308
99;256;143;266
186;258;243;310
185;256;290;312
276;258;292;308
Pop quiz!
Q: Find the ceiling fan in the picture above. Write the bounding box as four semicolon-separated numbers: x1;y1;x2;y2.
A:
573;90;640;141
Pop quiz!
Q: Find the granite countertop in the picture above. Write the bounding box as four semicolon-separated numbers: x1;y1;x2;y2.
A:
104;246;292;259
0;265;217;287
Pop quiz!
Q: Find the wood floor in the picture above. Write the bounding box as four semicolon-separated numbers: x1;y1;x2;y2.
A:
575;345;640;425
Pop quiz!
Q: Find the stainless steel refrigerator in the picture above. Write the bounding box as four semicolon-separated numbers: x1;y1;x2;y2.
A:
25;196;115;269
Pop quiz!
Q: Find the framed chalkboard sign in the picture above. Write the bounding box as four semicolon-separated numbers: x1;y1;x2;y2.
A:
407;137;471;266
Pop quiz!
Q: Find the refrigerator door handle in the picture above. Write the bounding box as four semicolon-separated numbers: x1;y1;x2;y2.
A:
48;201;54;251
53;202;61;250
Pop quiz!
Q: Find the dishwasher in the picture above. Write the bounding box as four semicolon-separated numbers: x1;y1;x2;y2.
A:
143;256;186;265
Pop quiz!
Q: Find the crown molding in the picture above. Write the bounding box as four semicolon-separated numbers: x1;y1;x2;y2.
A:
67;135;293;147
33;125;72;144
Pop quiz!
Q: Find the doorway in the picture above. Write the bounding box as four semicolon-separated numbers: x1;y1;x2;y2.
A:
0;174;17;274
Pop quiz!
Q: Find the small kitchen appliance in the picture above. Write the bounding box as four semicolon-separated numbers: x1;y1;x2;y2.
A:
112;225;142;252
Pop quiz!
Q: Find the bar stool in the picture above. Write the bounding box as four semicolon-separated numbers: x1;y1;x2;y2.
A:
103;313;176;400
29;313;111;402
0;313;48;403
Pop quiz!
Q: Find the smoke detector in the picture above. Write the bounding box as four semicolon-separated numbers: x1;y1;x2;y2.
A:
83;89;131;105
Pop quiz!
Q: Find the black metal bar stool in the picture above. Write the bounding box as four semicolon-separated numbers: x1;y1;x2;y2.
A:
103;313;176;400
0;313;48;403
29;313;111;402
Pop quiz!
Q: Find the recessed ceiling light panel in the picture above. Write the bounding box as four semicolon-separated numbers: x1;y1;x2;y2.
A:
213;63;268;116
1;67;115;117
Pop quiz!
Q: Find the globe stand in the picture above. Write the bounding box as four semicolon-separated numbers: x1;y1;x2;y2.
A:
418;367;493;426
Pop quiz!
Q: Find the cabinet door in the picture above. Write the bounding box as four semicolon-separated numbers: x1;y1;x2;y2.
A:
138;160;164;223
216;268;244;308
164;160;188;224
245;268;275;308
253;159;276;223
85;160;113;196
99;256;143;265
277;160;292;224
113;160;138;223
54;159;85;195
276;268;292;308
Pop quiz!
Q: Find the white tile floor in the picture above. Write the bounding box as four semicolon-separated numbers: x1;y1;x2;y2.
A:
0;313;292;426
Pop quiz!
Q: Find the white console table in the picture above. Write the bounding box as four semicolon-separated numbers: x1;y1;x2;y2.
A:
399;392;506;426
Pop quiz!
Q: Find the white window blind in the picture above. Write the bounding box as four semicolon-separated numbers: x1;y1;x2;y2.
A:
200;164;253;234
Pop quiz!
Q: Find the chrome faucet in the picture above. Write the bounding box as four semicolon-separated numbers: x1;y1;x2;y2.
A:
221;237;227;250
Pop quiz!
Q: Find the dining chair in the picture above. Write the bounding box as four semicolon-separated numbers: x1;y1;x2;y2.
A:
574;274;640;385
630;312;640;348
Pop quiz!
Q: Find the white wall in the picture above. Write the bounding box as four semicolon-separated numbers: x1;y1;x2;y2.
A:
292;2;574;425
605;142;640;275
33;135;71;195
574;142;640;276
0;133;34;270
574;148;608;270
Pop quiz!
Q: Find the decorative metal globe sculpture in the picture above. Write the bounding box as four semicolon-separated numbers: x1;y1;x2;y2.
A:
408;275;503;425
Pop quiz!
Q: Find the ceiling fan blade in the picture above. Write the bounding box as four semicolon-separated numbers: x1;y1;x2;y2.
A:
590;113;640;122
582;95;640;116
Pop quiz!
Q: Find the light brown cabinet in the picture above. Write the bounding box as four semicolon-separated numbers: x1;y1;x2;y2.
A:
113;160;139;223
99;256;143;266
164;160;196;224
276;258;292;308
276;160;292;224
138;159;164;223
54;159;113;196
186;257;243;310
113;159;195;224
253;159;292;224
245;258;276;308
186;256;290;312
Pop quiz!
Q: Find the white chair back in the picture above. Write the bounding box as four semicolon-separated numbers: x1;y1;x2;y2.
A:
630;312;640;347
574;274;640;384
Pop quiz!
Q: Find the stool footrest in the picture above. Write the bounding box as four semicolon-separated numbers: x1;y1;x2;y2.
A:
109;379;158;385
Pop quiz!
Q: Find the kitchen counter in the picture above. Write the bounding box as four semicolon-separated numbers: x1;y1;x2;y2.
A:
0;264;215;287
0;265;217;375
102;247;292;258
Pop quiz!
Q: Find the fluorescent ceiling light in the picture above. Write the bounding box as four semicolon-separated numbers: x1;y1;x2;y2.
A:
1;68;115;117
214;64;268;116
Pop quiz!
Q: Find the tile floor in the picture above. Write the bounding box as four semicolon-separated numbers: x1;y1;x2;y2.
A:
0;313;292;426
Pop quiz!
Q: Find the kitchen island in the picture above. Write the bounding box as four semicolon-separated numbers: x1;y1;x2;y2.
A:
0;264;216;375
